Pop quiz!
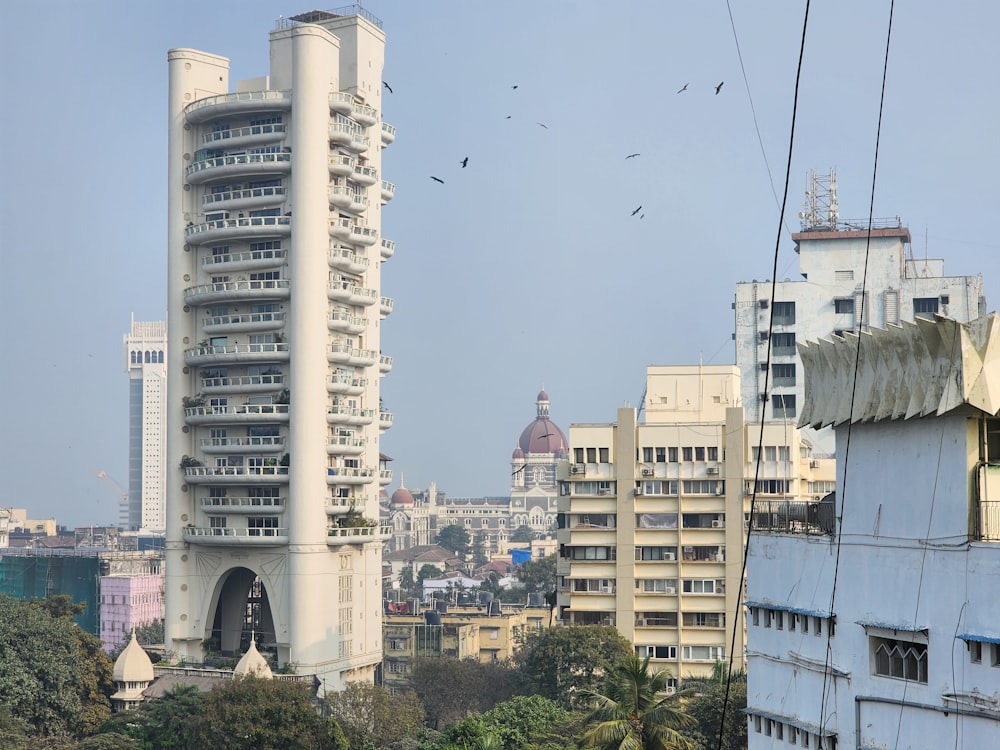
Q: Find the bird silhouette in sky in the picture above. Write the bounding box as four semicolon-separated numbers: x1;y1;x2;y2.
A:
677;83;688;93
715;81;724;95
430;176;444;184
512;463;527;475
505;115;512;119
625;153;640;159
461;157;469;168
383;81;393;93
512;84;518;90
538;433;553;439
631;205;642;216
536;122;548;129
640;214;645;220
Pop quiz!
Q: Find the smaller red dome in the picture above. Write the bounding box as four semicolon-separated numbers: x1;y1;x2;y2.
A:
391;487;414;506
512;446;524;459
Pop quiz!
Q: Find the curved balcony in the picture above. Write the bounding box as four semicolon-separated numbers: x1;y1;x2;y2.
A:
352;102;378;126
380;238;395;259
328;374;366;395
327;406;376;426
327;342;377;367
329;122;357;146
202;185;287;213
183;404;290;425
199;495;286;513
326;467;376;485
380;297;394;317
328;186;367;213
326;525;393;547
185;216;291;245
380;180;395;202
185;152;291;185
325;496;359;515
185;90;291;124
203;311;285;334
183;465;289;483
183;279;291;305
379;410;394;430
328;217;378;246
381;121;396;144
201;248;286;273
327;280;377;306
201;123;286;150
200;373;285;395
378;356;393;375
327;436;366;455
199;435;285;453
329;91;354;115
183;526;288;546
183;342;290;366
379;469;393;486
328;246;369;274
329;153;356;176
353;164;378;186
328;310;367;334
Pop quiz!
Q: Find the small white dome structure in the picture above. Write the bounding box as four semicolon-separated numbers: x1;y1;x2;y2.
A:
234;636;273;679
111;630;155;711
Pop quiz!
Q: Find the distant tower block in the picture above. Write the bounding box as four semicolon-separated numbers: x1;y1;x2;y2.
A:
798;168;838;230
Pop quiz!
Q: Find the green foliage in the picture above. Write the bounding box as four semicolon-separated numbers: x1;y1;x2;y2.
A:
0;594;113;739
580;654;696;750
187;676;346;749
515;553;557;594
409;658;520;729
678;681;747;750
509;524;535;543
417;564;443;583
324;682;424;749
435;525;471;556
96;683;205;748
516;625;632;708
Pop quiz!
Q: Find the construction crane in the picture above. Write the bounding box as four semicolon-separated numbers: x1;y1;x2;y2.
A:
96;471;128;526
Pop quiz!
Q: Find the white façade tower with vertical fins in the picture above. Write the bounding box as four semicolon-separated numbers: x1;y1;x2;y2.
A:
164;7;396;691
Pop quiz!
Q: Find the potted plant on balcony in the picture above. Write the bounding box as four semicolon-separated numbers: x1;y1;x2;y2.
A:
337;502;377;529
179;455;202;469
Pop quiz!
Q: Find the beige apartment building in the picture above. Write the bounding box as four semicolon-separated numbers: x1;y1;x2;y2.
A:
556;365;834;683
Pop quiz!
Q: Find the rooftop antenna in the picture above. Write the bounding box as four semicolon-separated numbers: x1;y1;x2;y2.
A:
798;168;838;230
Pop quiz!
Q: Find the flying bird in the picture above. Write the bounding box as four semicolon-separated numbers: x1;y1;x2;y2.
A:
461;157;469;168
382;81;393;93
715;81;724;95
677;83;689;94
430;176;444;184
512;463;527;476
505;115;512;119
512;84;519;90
631;205;642;216
536;122;548;129
640;214;645;220
625;153;640;159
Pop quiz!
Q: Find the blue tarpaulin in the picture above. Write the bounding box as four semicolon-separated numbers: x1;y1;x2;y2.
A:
511;549;532;565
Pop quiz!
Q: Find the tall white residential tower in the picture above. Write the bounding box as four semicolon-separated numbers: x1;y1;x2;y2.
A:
164;8;396;690
123;317;167;532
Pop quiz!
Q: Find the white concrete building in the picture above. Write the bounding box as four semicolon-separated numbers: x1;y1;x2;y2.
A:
557;365;835;682
735;194;984;442
164;7;395;691
124;317;168;532
746;314;1000;749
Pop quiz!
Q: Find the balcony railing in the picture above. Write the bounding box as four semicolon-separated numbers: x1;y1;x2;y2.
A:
199;436;285;450
749;499;835;536
184;90;291;121
202;248;287;268
199;496;286;511
183;526;289;544
201;123;286;145
203;311;286;329
202;186;287;208
381;121;396;143
354;164;379;185
185;152;291;180
201;374;284;390
184;465;289;479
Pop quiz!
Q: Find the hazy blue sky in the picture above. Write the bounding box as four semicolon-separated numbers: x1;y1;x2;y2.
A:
2;1;998;528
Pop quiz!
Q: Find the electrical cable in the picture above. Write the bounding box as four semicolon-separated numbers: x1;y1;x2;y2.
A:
818;2;896;744
717;3;812;748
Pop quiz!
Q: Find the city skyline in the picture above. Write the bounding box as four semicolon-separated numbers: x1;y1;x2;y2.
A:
3;1;1000;528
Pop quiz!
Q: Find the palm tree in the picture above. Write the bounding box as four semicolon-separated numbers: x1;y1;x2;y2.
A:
580;654;696;750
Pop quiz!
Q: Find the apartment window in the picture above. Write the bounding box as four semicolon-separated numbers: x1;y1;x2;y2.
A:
667;447;678;462
683;645;725;661
637;578;678;594
765;446;777;462
694;447;705;461
683;480;723;495
913;297;939;318
969;641;983;664
638;645;677;659
772;363;796;387
707;446;718;461
772;394;796;419
683;579;724;594
682;612;725;628
636;546;677;561
772;332;796;354
682;447;693;461
994;644;1000;667
574;448;584;463
872;635;928;683
834;298;855;314
583;447;595;463
599;448;610;463
642;447;654;462
778;446;790;461
773;301;796;325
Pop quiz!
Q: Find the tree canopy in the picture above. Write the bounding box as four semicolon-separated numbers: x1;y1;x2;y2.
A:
409;658;520;729
435;525;471;556
324;682;424;749
509;524;535;543
515;553;557;594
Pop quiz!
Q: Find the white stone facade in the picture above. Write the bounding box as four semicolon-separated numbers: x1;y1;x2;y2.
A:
124;318;167;532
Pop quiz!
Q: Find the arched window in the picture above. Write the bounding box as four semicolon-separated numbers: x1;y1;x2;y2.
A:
145;351;151;363
131;351;138;364
158;351;164;363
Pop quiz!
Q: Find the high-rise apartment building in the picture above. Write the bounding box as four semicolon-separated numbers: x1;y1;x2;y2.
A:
556;366;834;682
746;314;1000;749
735;173;985;435
164;8;395;690
123;317;167;532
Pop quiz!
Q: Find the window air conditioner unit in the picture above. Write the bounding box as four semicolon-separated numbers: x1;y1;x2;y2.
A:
711;520;723;528
809;460;820;468
665;686;676;695
571;464;584;474
664;552;676;561
706;466;719;475
601;586;612;593
664;586;676;595
642;468;653;477
597;488;610;495
758;299;769;309
634;486;644;496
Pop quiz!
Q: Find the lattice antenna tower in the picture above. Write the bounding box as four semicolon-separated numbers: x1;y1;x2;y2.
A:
798;168;839;230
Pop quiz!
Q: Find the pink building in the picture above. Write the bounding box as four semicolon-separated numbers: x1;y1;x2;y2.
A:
100;574;164;653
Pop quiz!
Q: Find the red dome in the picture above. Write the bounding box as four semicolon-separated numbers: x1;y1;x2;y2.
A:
512;446;525;459
391;487;414;506
518;419;568;456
